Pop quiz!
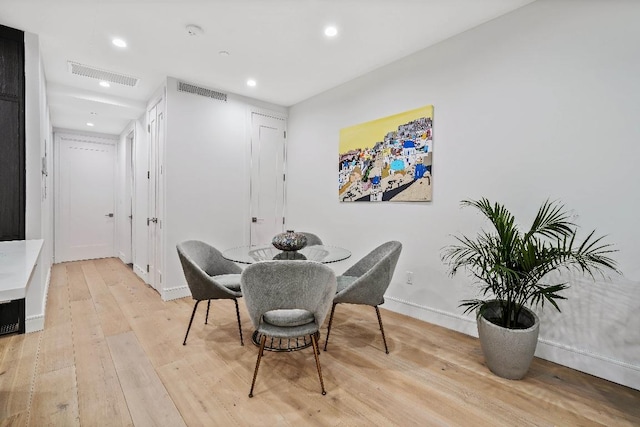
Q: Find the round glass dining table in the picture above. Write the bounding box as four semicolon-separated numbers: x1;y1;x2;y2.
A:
222;244;351;264
222;244;351;351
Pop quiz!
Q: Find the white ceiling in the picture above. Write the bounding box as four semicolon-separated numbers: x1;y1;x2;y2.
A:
0;0;534;135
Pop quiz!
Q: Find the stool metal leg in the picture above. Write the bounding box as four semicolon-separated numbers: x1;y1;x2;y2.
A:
311;333;327;395
375;306;389;354
323;303;337;351
249;334;267;398
183;300;201;346
234;298;244;346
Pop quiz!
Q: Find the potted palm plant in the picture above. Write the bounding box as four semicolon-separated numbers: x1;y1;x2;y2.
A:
442;198;618;379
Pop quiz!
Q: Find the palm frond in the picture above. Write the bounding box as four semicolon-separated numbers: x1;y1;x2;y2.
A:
443;198;618;329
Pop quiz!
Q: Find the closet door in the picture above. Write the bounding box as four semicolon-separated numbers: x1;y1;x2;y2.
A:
0;25;25;241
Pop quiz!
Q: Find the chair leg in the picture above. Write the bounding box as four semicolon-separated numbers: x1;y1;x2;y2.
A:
311;333;327;395
375;306;389;354
183;300;201;346
323;303;337;351
249;334;267;398
205;300;211;324
234;298;244;346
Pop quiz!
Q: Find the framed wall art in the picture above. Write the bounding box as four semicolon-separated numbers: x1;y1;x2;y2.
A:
339;105;433;202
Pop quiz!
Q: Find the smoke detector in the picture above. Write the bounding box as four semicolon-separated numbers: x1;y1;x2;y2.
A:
186;25;204;37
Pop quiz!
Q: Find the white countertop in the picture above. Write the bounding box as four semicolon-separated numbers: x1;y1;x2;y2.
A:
0;239;44;301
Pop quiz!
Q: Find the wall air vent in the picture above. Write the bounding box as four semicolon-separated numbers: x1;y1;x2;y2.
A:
68;61;139;87
177;81;227;102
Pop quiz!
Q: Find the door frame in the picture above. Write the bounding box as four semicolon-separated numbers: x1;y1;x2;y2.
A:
248;107;288;246
146;90;165;294
118;126;136;265
53;130;118;263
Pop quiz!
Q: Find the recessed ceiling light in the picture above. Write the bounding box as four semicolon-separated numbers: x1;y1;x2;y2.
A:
86;122;95;127
185;24;204;37
324;26;338;37
99;81;110;88
247;79;257;87
112;38;127;48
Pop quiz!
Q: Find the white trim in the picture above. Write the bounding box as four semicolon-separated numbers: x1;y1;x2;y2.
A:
384;296;640;391
249;106;288;120
133;263;149;283
25;258;51;334
118;251;127;263
536;339;640;391
25;314;45;333
162;285;189;301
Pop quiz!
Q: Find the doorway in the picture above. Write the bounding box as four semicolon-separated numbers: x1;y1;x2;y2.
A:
147;97;164;292
54;132;117;262
249;111;287;246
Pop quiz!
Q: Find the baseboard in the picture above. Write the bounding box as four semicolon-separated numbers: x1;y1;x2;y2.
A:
384;296;477;336
133;263;149;283
25;265;52;334
162;285;190;301
25;314;45;333
536;339;640;391
118;251;127;264
384;296;640;391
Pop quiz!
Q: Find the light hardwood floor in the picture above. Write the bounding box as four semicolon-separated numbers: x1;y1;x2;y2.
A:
1;258;639;426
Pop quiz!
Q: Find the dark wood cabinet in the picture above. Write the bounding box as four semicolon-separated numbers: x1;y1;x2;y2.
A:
0;24;25;241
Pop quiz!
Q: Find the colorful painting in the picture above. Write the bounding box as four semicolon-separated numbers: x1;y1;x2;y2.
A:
339;105;433;202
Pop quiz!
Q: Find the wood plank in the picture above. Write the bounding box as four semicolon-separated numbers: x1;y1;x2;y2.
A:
0;333;40;420
106;331;186;427
156;357;248;426
66;263;92;302
70;299;133;426
81;261;131;336
28;365;79;426
43;263;71;328
36;322;74;375
38;264;74;374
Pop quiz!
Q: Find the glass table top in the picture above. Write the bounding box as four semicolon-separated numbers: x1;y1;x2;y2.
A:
222;244;351;264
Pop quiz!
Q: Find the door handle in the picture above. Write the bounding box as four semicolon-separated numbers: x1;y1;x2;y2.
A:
105;213;114;217
147;217;158;225
252;217;264;223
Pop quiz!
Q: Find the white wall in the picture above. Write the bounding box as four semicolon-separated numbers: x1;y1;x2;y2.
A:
286;0;640;389
24;31;53;332
162;77;286;300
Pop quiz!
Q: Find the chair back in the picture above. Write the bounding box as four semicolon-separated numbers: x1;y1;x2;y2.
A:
177;240;242;301
300;232;323;246
241;260;337;330
336;241;402;306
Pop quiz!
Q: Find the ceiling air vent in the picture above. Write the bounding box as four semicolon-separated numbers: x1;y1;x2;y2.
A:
68;61;139;87
177;81;227;102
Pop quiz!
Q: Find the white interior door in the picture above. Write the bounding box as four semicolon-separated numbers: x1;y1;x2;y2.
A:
147;98;164;292
55;134;116;262
250;112;287;246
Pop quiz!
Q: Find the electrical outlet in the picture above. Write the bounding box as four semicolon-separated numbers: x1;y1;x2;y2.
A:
406;271;414;285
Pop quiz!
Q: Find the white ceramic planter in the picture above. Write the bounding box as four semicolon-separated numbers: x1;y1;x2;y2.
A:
477;301;540;380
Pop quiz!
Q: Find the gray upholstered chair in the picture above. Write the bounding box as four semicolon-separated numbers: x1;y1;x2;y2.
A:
176;240;244;346
300;232;323;246
241;260;337;397
323;241;402;354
